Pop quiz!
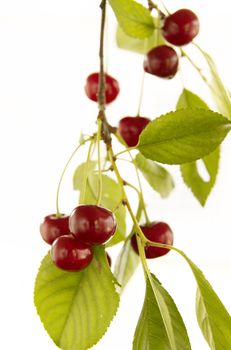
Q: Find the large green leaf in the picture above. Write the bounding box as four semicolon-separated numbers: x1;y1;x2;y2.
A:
83;174;127;246
177;89;220;205
195;45;231;119
175;248;231;350
135;153;174;198
137;108;231;164
34;246;120;350
133;273;191;350
108;0;155;39
116;24;165;54
114;239;139;292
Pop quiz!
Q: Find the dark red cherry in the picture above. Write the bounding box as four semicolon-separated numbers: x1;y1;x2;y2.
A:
161;9;199;46
40;214;70;245
51;235;93;271
144;45;179;78
69;205;117;245
118;116;150;147
85;72;120;104
131;221;173;259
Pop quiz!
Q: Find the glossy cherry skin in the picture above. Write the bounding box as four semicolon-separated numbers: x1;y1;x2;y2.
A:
40;214;70;245
131;221;173;259
85;72;120;104
161;9;199;46
118;116;150;147
51;235;93;271
144;45;179;78
69;205;117;245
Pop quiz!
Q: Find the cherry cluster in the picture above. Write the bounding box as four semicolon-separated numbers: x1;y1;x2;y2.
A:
39;7;198;271
40;207;174;271
40;205;116;271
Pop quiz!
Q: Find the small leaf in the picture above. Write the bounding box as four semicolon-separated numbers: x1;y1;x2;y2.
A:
176;249;231;350
176;88;208;110
34;246;120;350
83;174;127;246
73;161;96;190
135;153;174;198
114;240;139;292
181;147;220;206
176;89;220;205
137;108;231;164
196;45;231;119
133;273;191;350
108;0;155;39
116;25;165;54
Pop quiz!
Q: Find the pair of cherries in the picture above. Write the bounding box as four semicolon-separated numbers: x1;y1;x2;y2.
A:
144;9;199;78
40;205;116;271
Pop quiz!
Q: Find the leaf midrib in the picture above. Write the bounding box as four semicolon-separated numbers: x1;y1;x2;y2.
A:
139;122;230;149
148;276;177;350
58;271;85;345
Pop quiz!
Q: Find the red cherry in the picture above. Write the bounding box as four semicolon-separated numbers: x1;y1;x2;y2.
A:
131;221;173;259
51;235;93;271
144;45;179;78
40;214;70;245
161;9;199;46
85;72;120;104
69;205;117;245
118;116;150;147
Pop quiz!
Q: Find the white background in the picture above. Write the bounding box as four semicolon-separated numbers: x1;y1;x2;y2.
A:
0;0;231;349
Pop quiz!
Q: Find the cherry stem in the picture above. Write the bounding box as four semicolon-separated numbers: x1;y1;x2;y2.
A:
96;119;103;206
55;137;92;218
79;138;96;204
136;69;146;117
98;0;106;113
147;0;166;17
108;147;150;244
115;132;150;223
114;146;136;157
181;48;208;84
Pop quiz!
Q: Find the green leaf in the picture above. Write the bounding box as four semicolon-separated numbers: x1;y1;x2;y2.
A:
175;248;231;350
176;89;220;205
135;153;174;198
114;240;139;292
181;147;220;206
176;88;209;110
196;45;231;119
73;161;96;190
137;108;231;164
83;174;127;246
108;0;155;39
116;25;165;54
34;246;120;350
133;273;191;350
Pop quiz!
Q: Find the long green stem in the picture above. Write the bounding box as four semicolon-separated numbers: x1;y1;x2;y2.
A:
115;133;150;223
108;147;150;243
55;137;92;217
181;48;208;84
96;118;103;206
79;138;96;204
108;146;154;279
